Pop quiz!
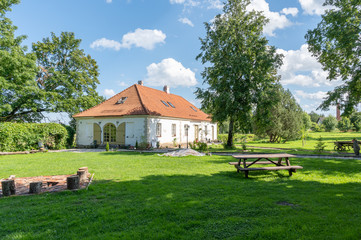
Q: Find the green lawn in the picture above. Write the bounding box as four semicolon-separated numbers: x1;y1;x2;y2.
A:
215;132;361;154
1;151;361;239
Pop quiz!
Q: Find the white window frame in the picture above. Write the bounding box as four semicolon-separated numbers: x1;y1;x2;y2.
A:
172;124;176;137
156;123;162;137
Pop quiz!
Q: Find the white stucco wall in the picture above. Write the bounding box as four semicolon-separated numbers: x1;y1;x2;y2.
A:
147;117;217;147
75;116;217;147
76;117;146;146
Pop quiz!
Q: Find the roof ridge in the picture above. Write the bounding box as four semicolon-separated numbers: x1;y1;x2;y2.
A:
134;84;150;115
72;84;136;117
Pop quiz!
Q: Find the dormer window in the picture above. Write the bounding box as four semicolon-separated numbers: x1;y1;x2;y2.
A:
168;102;175;108
117;97;127;104
161;100;169;107
190;106;197;112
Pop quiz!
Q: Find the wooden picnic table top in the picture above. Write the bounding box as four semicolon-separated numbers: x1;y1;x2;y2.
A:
232;153;296;159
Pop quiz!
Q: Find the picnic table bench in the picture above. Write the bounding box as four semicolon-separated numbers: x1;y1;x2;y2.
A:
333;141;360;151
229;153;303;178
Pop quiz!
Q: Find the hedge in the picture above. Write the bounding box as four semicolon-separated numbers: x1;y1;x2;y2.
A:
0;123;68;152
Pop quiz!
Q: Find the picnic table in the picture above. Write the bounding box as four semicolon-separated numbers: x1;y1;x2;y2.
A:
333;141;360;151
229;153;303;178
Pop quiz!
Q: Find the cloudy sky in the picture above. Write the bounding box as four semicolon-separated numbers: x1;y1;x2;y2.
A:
9;0;338;121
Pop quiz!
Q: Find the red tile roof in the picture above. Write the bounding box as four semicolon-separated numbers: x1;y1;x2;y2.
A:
73;84;212;122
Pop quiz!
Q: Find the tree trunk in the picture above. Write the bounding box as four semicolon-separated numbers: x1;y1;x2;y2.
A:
77;170;87;183
29;182;42;194
2;180;16;196
227;118;234;147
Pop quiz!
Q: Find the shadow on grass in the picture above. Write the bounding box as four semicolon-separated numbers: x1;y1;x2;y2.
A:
1;168;361;239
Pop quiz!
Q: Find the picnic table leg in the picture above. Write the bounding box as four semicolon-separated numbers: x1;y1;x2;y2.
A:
277;157;282;166
237;158;242;173
285;157;294;176
243;159;249;178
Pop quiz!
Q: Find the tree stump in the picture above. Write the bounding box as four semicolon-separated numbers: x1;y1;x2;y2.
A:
29;182;42;194
78;167;90;177
67;175;79;190
77;170;87;183
2;180;16;196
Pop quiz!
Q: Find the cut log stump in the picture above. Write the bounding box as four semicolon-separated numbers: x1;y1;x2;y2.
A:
67;175;79;190
77;170;87;183
29;182;42;194
78;167;90;177
2;180;16;196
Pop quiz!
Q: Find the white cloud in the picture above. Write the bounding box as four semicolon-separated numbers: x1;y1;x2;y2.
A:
178;17;194;27
104;89;116;97
170;0;185;3
246;0;294;36
298;0;332;15
90;28;166;51
121;29;166;50
118;81;128;87
277;44;340;87
281;7;299;16
170;0;200;7
106;0;112;3
295;90;328;100
145;58;197;87
90;38;121;51
207;0;223;9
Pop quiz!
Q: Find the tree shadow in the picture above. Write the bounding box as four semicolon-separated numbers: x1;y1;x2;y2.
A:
1;169;361;239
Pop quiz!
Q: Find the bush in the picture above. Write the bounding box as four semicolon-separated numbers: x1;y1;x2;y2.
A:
322;115;338;132
0;123;68;152
314;136;326;152
106;142;110;151
337;117;352;132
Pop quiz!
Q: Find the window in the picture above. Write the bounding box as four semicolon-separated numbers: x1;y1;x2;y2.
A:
205;126;208;136
168;102;175;108
156;123;162;137
104;123;116;143
161;100;169;107
172;124;176;137
190;106;197;112
116;97;127;104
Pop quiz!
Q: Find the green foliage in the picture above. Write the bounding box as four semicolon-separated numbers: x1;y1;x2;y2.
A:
337;117;352;132
135;140;139;149
253;84;303;143
305;0;361;115
173;138;177;147
196;0;282;147
302;112;312;130
0;122;68;151
309;111;324;123
322;115;338;132
105;142;109;151
311;122;324;132
350;112;361;132
0;4;104;122
314;136;326;152
0;0;39;122
63;125;76;147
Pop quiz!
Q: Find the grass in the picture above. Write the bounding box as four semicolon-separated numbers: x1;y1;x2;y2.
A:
1;151;361;239
215;131;361;155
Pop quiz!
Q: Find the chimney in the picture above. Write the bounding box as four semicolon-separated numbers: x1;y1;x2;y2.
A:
163;85;170;94
336;103;341;121
138;80;143;86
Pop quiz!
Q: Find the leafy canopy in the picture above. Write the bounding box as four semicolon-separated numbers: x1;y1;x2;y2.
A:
253;84;303;143
305;0;361;115
0;1;104;122
196;0;282;146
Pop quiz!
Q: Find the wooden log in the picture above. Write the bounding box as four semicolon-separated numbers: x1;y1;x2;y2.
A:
77;170;87;183
67;175;79;190
78;167;90;177
2;180;16;196
29;182;42;194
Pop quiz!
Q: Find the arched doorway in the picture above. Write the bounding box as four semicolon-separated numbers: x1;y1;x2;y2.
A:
116;122;126;145
103;123;116;144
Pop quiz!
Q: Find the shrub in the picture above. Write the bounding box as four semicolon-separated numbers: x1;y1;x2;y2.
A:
314;136;326;152
337;117;352;132
106;142;110;151
0;122;68;152
322;115;338;132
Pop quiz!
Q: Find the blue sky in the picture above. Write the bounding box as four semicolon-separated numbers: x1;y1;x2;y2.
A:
8;0;338;122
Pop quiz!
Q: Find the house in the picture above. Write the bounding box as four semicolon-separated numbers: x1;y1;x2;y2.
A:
73;81;217;148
